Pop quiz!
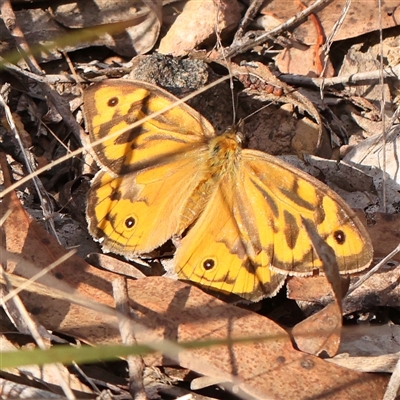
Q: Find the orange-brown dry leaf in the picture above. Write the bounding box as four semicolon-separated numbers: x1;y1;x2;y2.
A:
288;275;345;304
275;45;334;77
159;0;242;56
86;253;147;279
126;277;388;399
2;271;389;399
292;301;342;357
266;0;333;77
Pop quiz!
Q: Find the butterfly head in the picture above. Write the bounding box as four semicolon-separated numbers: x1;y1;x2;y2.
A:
223;120;246;145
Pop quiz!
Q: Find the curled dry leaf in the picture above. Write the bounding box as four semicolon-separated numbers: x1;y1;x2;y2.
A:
292;302;343;357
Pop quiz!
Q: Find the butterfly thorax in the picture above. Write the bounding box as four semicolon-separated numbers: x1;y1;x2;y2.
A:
207;130;242;174
178;130;242;232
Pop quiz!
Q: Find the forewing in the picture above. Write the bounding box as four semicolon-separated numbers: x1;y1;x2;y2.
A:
83;79;215;175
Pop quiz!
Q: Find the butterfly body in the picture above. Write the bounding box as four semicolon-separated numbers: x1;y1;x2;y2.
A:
84;79;373;301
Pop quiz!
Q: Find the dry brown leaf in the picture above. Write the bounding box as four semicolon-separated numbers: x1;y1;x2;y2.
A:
288;275;347;305
275;45;335;77
159;0;242;56
125;277;388;399
260;0;400;76
292;301;343;356
86;253;147;279
0;153;119;344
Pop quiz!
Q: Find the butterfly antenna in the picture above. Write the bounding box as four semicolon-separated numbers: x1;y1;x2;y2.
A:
213;1;236;124
241;88;299;124
241;101;274;123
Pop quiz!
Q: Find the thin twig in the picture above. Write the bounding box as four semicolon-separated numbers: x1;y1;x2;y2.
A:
233;0;265;41
279;64;400;87
319;0;351;87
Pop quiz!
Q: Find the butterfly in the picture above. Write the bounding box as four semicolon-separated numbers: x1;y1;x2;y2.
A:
83;79;373;301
